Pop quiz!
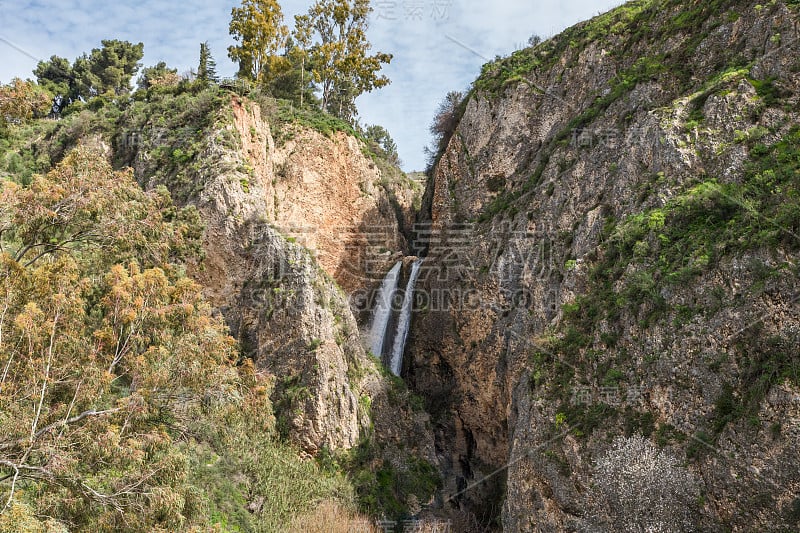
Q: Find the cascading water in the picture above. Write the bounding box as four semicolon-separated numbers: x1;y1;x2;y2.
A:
368;261;402;358
389;259;423;375
367;258;423;376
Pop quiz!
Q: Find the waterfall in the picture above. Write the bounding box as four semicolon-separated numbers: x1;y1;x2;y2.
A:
368;261;402;358
389;259;422;375
367;258;423;377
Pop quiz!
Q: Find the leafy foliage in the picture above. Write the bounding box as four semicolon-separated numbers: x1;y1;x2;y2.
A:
228;0;290;82
364;124;400;165
0;148;237;530
138;61;180;91
295;0;392;122
261;38;319;107
0;147;203;268
33;40;144;107
0;80;52;124
72;40;144;97
33;56;75;102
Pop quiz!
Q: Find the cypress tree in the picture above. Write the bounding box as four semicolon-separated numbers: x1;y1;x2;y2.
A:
198;42;218;83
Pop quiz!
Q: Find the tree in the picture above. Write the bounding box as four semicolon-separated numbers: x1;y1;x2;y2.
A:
295;0;392;121
325;78;358;122
262;40;318;106
364;124;400;164
528;34;542;47
0;79;52;124
587;435;699;532
33;55;75;101
228;0;289;82
73;40;144;98
0;148;203;269
137;61;180;91
425;90;464;171
197;41;219;84
0;148;239;530
292;18;313;107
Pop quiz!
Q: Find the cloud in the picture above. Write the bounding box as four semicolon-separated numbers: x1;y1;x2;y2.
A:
0;0;623;170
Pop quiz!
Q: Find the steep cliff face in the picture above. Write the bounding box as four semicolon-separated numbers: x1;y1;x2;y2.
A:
116;92;424;456
409;0;800;529
0;82;444;526
231;98;416;297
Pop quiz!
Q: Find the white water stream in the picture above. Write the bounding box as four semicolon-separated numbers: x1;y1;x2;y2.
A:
368;261;402;359
389;259;423;375
368;259;423;376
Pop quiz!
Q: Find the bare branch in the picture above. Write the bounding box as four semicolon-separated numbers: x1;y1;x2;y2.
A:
57;381;82;441
31;308;60;442
35;407;121;441
17;230;101;267
0;460;19;511
0;408;121;451
0;459;150;513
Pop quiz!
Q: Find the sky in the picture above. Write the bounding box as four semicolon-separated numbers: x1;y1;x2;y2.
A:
0;0;623;171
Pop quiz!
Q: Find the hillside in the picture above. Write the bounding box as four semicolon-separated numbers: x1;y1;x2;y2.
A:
409;0;800;530
2;0;800;531
0;84;436;531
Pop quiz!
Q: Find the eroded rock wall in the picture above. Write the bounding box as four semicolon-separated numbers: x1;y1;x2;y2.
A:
123;93;422;455
409;1;800;530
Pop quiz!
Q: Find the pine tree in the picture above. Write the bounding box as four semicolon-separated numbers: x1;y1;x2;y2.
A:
72;39;144;98
198;41;219;84
33;55;75;100
364;124;400;165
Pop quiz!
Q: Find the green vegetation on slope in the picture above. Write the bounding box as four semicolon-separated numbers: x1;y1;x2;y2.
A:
1;77;429;530
0;148;356;532
474;0;794;224
530;126;800;450
474;0;746;99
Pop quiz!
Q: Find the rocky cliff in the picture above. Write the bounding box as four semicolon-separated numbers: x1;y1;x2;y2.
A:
0;79;445;526
409;0;800;530
111;90;431;463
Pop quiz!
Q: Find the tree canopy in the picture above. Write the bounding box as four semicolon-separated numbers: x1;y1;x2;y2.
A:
33;55;75;101
228;0;289;82
72;40;144;97
31;40;144;105
227;0;392;120
0;148;244;530
138;61;180;91
261;38;318;106
295;0;392;121
364;124;400;165
0;79;52;124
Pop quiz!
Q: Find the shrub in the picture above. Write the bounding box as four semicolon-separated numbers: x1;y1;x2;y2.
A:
588;435;700;532
425;90;466;172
